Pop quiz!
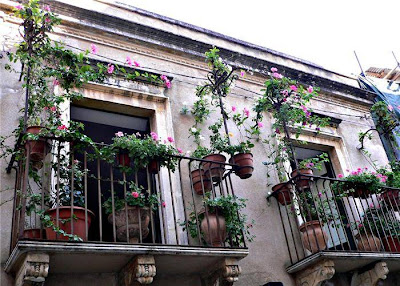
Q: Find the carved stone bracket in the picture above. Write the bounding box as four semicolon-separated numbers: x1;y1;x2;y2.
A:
205;258;242;286
351;261;389;286
119;255;156;285
15;253;50;286
295;259;335;286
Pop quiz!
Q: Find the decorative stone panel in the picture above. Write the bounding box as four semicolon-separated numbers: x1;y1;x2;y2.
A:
15;253;50;286
119;255;156;285
295;259;335;286
351;261;389;286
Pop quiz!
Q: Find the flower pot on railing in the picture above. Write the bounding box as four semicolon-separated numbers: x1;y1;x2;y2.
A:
199;209;227;247
202;154;226;182
191;169;212;195
25;126;49;162
299;220;327;253
272;182;293;205
381;189;400;206
45;206;95;241
291;168;313;189
383;236;400;252
229;153;254;179
23;228;44;239
108;206;150;243
355;232;381;251
116;151;130;167
148;159;160;174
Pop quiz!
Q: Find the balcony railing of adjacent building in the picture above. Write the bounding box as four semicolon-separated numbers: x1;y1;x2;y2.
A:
10;139;248;251
268;174;400;266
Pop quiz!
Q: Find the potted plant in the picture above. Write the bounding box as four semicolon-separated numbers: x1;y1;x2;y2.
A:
290;153;330;189
45;155;95;241
103;183;159;243
332;168;386;198
378;162;400;206
350;208;382;251
205;119;228;182
24;117;50;163
183;193;254;247
271;182;293;205
23;192;45;239
190;146;213;195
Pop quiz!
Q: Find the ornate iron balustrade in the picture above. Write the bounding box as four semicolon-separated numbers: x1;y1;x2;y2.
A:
10;139;247;250
268;174;400;265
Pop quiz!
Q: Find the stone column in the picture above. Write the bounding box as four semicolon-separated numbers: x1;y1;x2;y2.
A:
295;259;335;286
351;261;389;286
119;255;156;285
15;253;50;286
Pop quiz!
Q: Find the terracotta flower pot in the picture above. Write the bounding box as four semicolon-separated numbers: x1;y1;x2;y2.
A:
108;206;150;243
200;210;227;247
381;189;400;206
383;236;400;252
191;169;212;195
299;220;327;253
272;183;293;205
356;233;381;251
23;228;44;239
25;126;49;162
148;160;159;174
291;168;313;189
202;154;226;182
229;153;254;179
46;206;94;241
117;152;130;167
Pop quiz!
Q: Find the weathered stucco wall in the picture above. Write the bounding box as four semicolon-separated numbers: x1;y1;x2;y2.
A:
0;1;393;285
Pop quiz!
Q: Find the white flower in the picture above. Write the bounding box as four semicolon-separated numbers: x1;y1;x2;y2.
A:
218;57;223;63
186;150;191;155
199;135;205;141
227;65;232;72
191;127;197;133
182;101;188;106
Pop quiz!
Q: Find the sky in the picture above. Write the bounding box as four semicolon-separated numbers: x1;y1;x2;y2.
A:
121;0;400;77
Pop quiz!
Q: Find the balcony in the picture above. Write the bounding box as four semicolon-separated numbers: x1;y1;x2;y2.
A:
5;139;248;285
268;174;400;278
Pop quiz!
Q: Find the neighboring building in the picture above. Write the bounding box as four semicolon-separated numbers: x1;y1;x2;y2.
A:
0;1;398;286
366;67;400;83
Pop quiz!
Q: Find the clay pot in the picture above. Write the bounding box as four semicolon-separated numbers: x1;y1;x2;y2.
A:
383;236;400;252
25;126;48;162
117;152;130;167
291;168;313;189
299;220;327;253
229;153;254;179
191;169;212;195
200;210;227;247
23;228;44;239
202;154;226;182
108;206;150;243
148;160;159;174
381;189;400;206
356;233;381;251
46;206;94;241
272;183;293;205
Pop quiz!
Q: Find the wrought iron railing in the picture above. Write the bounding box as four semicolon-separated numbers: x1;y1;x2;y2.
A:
268;174;400;265
10;139;247;250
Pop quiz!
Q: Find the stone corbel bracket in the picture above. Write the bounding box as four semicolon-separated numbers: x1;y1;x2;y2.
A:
119;255;156;285
15;252;50;286
205;258;242;286
295;259;335;286
351;261;389;286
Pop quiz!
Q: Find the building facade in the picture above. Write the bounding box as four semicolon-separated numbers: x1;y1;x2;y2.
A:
0;1;399;285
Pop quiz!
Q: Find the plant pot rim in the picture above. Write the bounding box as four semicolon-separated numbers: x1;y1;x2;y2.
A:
272;182;291;190
203;154;226;160
46;206;95;217
299;220;322;230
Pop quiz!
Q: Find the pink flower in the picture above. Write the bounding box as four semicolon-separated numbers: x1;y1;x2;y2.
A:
15;4;23;10
306;162;314;168
243;107;250;117
301;105;308;112
167;136;174;143
388;104;394;112
338;174;344;178
177;148;183;154
271;67;278;72
231;106;237;112
240;70;245;77
370;203;375;208
53;79;59;86
162;202;166;207
290;85;298;92
275;128;280;134
44;5;51;12
150;132;158;141
272;72;283;79
134;61;140;67
307;86;314;93
73;159;79;164
357;167;362;172
90;44;98;54
131;192;139;198
50;106;57;112
257;122;264;128
43;107;49;111
107;64;114;74
165;80;171;88
281;90;289;97
126;56;133;66
318;192;322;197
351;171;358;175
161;75;168;81
161;75;171;88
57;125;67;130
45;17;51;23
115;131;124;137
